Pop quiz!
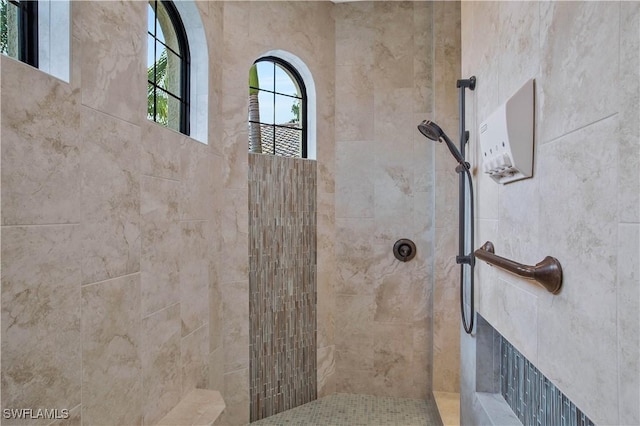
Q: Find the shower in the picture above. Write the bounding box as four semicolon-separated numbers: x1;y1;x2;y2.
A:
417;76;476;334
418;120;467;167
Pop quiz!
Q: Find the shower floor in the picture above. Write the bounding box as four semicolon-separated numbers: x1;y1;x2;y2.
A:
248;393;443;426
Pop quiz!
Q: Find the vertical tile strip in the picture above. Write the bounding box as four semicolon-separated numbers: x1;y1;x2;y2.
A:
499;336;595;426
249;154;318;421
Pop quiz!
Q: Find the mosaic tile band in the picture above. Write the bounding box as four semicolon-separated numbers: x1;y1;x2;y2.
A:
249;154;318;421
500;336;595;426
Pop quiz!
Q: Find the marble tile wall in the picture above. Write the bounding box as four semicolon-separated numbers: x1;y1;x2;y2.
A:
218;2;335;424
432;1;462;393
1;1;223;424
248;154;317;421
460;2;640;425
334;1;459;399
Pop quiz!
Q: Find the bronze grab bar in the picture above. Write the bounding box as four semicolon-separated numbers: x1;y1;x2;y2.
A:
474;241;563;294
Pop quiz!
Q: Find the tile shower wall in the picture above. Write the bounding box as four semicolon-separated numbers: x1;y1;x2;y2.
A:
248;154;318;421
220;2;335;423
460;2;640;425
333;1;461;398
432;1;463;393
1;2;225;425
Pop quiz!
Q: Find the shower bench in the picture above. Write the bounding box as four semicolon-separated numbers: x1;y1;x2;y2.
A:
157;389;226;425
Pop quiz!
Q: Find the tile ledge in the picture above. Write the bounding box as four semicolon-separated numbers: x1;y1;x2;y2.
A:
157;389;225;426
433;391;460;426
475;392;521;426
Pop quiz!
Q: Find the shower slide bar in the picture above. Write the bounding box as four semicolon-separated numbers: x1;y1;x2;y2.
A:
474;241;563;294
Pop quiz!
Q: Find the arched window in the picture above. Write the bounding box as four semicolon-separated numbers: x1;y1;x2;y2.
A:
147;0;190;135
249;56;307;158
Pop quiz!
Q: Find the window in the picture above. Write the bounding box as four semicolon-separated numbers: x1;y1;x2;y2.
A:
249;56;307;158
1;0;38;67
1;0;71;82
147;0;190;135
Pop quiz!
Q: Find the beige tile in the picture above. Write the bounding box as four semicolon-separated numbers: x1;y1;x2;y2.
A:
77;0;145;123
433;1;461;121
221;110;249;191
433;391;460;426
180;221;210;337
335;2;375;68
373;2;414;90
334;368;375;396
496;177;540;269
317;290;335;350
413;124;435;194
80;108;140;285
180;141;215;221
141;121;183;181
617;224;640;426
182;324;209;396
434;169;458;229
494;279;538;364
619;1;640;223
222;280;249;373
373;89;414;149
208;347;224;392
538;1;619;143
317;345;336;398
433;225;457;290
216;368;249;426
432;315;460;393
372;166;414;243
1;57;81;226
1;226;81;421
413;2;433;115
335;347;373;373
374;269;422;324
81;274;141;425
209;269;223;353
372;323;414;397
335;294;374;363
141;304;181;426
49;405;81;426
317;141;336;195
220;189;248;284
157;389;225;426
335;218;376;295
334;66;374;142
141;176;181;316
498;1;540;101
537;116;618;425
335;142;375;219
409;348;431;400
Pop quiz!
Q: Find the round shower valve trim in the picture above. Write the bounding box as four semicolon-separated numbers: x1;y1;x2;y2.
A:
393;239;417;262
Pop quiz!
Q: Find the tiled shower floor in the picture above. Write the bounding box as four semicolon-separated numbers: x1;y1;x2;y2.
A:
249;393;443;426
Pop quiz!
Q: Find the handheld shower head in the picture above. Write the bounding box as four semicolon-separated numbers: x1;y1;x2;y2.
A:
417;120;443;142
417;120;467;167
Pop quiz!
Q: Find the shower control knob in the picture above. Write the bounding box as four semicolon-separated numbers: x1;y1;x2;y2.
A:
393;239;417;262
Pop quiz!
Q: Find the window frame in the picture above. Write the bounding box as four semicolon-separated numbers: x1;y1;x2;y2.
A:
250;56;308;159
147;0;191;135
2;0;38;67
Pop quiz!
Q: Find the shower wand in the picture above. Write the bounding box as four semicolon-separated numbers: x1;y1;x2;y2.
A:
417;120;468;168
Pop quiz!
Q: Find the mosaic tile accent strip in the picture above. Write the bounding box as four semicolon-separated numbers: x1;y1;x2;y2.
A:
249;154;317;422
249;393;442;426
500;337;595;426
